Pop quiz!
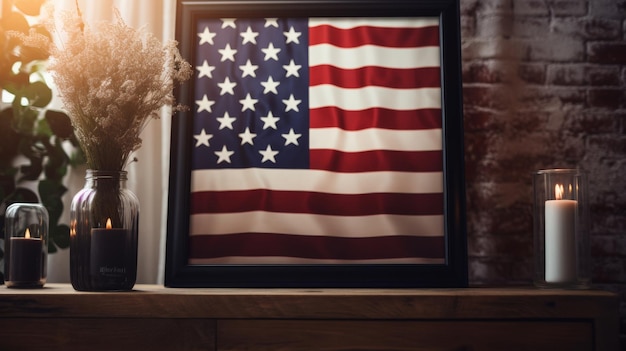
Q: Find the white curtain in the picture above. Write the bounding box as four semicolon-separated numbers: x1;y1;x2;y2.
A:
47;0;176;284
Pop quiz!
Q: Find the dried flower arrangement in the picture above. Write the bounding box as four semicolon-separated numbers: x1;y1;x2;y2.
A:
46;4;192;171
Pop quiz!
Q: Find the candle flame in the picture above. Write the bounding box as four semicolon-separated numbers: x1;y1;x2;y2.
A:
25;228;31;239
106;218;112;229
70;220;76;237
555;184;564;200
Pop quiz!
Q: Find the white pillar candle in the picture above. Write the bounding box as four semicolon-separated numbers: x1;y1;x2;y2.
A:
544;184;577;283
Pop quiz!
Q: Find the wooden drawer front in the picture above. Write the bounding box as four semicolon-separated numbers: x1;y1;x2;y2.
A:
0;318;216;351
218;319;593;351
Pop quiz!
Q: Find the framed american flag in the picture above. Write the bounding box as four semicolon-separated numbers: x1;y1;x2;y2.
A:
165;0;467;287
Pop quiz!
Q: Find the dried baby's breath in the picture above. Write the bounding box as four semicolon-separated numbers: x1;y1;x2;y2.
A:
5;28;51;57
48;7;192;171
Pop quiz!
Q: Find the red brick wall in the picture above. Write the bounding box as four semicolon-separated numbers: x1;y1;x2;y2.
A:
461;0;626;342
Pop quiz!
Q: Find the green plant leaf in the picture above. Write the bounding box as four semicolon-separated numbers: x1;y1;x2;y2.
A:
50;224;70;250
19;155;43;181
0;215;5;240
14;0;47;16
36;116;52;137
38;179;67;225
23;80;52;108
12;103;37;133
26;61;48;77
0;108;20;167
0;175;16;209
0;166;17;180
7;187;38;204
18;45;50;64
31;24;52;41
17;134;43;160
70;148;87;167
3;73;30;93
1;11;30;34
43;139;69;182
48;240;57;254
45;110;74;139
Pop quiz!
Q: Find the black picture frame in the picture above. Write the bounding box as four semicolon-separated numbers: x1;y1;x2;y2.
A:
165;0;467;288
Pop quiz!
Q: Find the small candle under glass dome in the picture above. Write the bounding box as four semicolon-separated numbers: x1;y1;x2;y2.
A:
4;203;49;288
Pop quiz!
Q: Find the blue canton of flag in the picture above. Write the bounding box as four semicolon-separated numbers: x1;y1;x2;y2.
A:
192;18;310;169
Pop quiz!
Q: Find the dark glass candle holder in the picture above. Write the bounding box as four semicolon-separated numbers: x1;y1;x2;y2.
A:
69;170;139;291
4;203;48;288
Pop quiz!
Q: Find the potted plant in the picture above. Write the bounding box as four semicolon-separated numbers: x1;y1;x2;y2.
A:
0;0;84;283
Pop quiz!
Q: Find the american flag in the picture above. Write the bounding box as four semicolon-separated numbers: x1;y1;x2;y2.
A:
188;17;444;264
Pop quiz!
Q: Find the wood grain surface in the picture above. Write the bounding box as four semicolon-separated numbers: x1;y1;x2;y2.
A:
0;284;618;351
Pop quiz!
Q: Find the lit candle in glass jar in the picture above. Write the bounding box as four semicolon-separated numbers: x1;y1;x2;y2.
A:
9;228;44;283
544;184;577;283
90;218;128;278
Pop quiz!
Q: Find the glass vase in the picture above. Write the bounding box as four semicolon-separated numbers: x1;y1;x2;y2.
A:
533;169;591;289
70;170;139;291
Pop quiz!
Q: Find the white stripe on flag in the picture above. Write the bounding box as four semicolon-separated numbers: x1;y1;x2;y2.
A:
309;86;441;110
191;169;444;194
309;18;440;29
309;128;442;152
309;45;440;69
189;212;445;237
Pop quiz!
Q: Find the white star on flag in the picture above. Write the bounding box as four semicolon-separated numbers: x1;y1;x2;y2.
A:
218;43;237;62
239;93;258;112
283;26;301;44
193;129;213;147
221;19;236;28
238;127;257;145
196;60;215;79
283;59;301;77
240;26;259;44
216;111;237;130
281;128;301;146
264;18;279;27
261;42;281;61
259;145;279;163
214;145;234;164
195;95;215;113
198;27;216;45
260;111;280;129
260;76;280;94
282;94;301;112
239;59;259;78
218;77;237;95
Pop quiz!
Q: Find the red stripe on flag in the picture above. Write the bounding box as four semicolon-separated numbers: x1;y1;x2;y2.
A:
309;107;441;130
309;25;440;48
309;66;441;89
190;190;443;216
309;150;443;172
189;233;445;260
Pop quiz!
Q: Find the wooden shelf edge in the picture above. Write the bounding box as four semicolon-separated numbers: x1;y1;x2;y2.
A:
0;284;618;321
